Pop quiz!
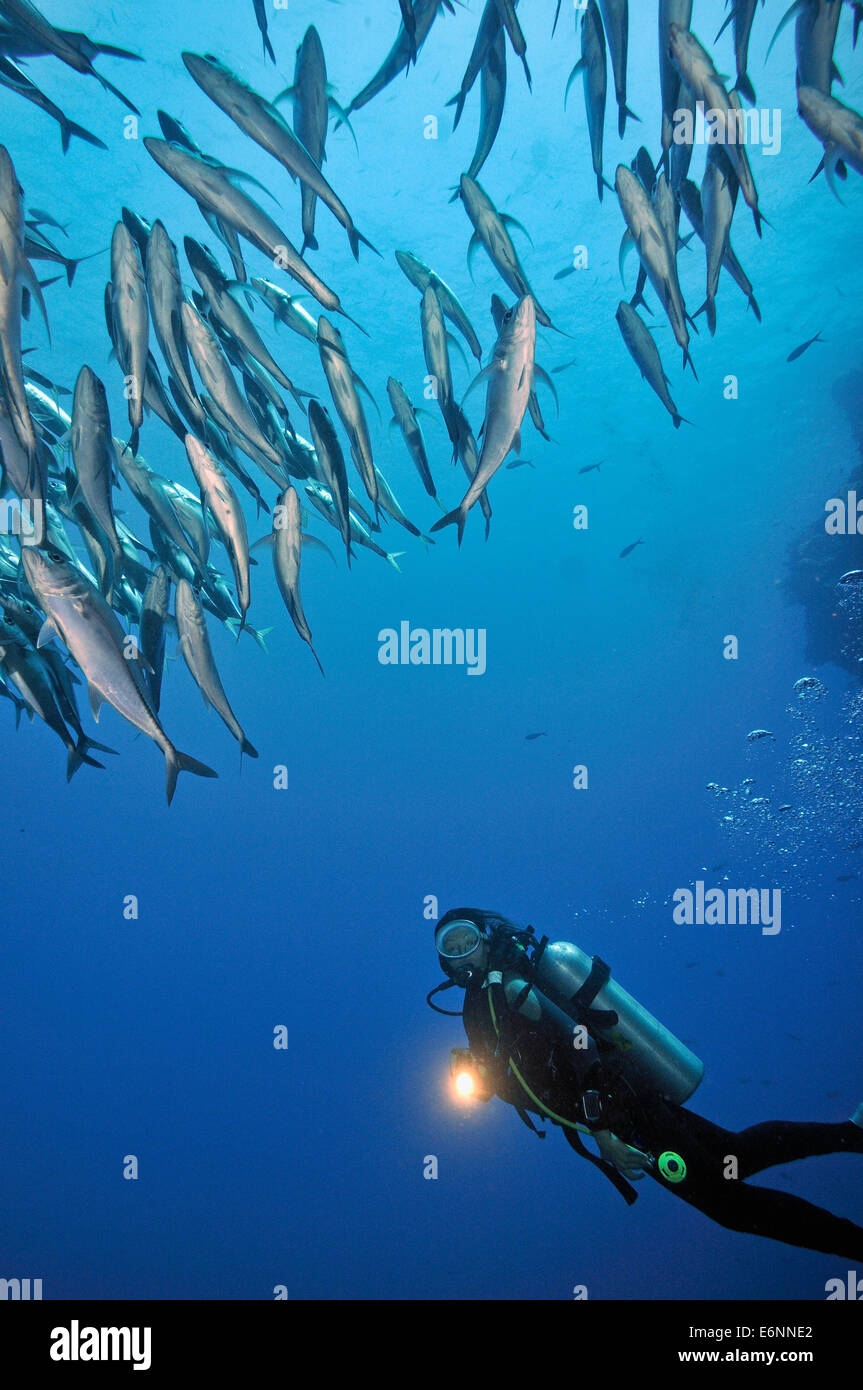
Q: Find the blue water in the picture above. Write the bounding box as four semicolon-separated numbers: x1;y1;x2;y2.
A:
2;0;862;1301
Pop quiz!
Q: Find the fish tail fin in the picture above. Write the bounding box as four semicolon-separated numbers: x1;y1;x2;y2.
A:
60;117;107;155
736;74;757;106
596;172;605;203
672;412;693;430
429;505;467;546
447;91;466;130
748;294;762;324
95;70;140;116
241;737;259;758
693;298;716;337
619;105;639;138
264;35;276;64
301;233;319;254
128;424;140;457
311;645;325;677
67;742;106;780
83;734;119;758
386;551;406;572
339;308;370;338
250;624;275;653
683;345;698;380
353;228;382;260
753;206;769;238
166;746;219;805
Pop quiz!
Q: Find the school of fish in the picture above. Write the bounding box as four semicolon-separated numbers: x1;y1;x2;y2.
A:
0;0;859;799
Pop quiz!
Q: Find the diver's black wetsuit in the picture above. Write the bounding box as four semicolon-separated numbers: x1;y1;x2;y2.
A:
463;981;863;1260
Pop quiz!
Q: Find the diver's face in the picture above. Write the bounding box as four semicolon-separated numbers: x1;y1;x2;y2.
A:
451;941;488;986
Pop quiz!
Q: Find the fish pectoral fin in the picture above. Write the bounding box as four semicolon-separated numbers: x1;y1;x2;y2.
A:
466;232;483;282
532;364;560;416
87;682;105;722
618;230;636;284
461;363;496;410
37;618;58;649
24;257;57;343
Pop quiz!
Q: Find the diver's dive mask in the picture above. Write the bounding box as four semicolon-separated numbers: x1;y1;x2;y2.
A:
434;918;488;986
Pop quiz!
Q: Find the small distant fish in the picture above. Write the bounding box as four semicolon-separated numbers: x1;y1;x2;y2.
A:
552;358;578;374
787;332;823;362
579;462;602;474
554;265;576;281
619;538;643;558
746;729;775;742
684;961;699;969
836;873;858;882
506;458;535;470
525;731;547;741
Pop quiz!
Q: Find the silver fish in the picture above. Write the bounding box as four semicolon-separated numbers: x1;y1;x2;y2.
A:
110;220;148;454
70;365;125;595
395;250;482;362
798;85;863;187
181;299;287;473
272;485;323;674
182;52;377;261
22;547;217;803
615;301;687;429
139;564;169;712
567;2;611;202
0;145;44;482
316;316;378;513
307;399;352;566
145;219;206;434
175;577;257;757
459;175;554;328
599;0;636;136
185;432;251;631
677;178;761;320
387;377;437;502
616;163;696;376
144;138;363;329
668;24;765;235
431;295;535;543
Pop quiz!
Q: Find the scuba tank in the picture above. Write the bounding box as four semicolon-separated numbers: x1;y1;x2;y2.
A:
534;942;704;1104
430;912;703;1104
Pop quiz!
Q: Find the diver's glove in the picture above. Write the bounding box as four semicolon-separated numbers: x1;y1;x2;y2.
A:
593;1130;651;1180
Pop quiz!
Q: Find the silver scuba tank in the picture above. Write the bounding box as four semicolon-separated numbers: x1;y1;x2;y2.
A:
534;942;704;1104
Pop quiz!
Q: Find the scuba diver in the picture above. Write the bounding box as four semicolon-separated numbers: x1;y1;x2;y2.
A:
427;907;863;1259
